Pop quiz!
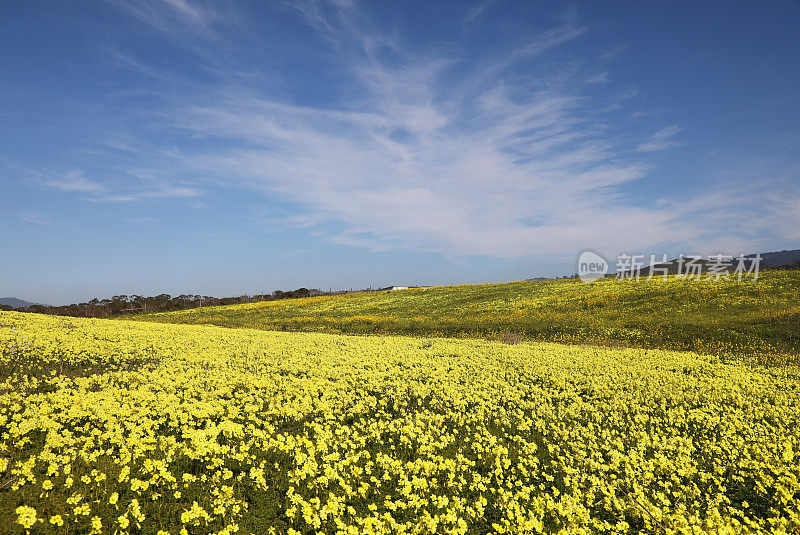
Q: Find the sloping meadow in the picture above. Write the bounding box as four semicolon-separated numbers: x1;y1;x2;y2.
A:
1;311;799;534
132;270;800;366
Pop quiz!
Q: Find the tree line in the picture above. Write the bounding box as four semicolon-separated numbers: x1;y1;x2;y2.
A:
0;288;336;318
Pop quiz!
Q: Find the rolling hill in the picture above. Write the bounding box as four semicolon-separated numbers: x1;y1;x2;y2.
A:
129;269;800;364
0;297;41;308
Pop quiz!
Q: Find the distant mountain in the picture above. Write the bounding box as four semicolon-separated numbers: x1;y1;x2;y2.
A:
0;297;46;308
747;249;800;268
769;259;800;270
609;248;800;278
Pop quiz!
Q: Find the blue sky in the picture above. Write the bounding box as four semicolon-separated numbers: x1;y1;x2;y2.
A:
1;1;799;304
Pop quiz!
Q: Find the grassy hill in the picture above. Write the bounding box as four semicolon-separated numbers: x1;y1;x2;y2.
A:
130;270;800;364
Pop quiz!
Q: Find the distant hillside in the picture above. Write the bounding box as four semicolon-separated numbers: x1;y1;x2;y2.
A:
10;288;341;319
0;297;43;308
612;248;800;278
775;259;800;270
130;270;800;363
752;249;800;268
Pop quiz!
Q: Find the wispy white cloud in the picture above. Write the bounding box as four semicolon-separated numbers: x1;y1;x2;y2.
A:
103;0;221;36
19;211;54;226
136;3;672;257
586;71;610;84
462;0;498;28
92;185;202;203
636;125;682;152
38;170;202;203
43;170;106;194
45;1;800;258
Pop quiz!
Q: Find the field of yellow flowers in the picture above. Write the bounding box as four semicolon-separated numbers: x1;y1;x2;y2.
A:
131;270;800;365
2;310;800;534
